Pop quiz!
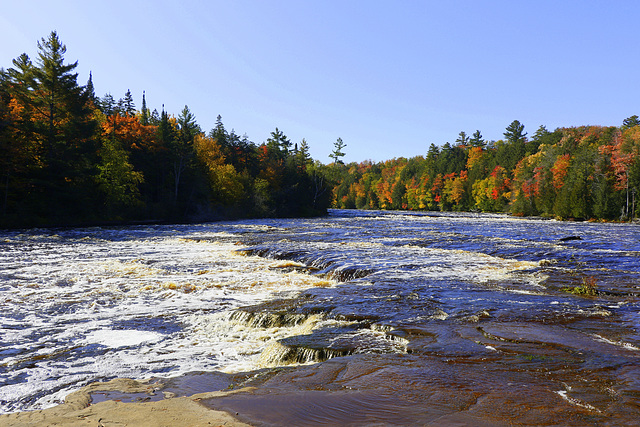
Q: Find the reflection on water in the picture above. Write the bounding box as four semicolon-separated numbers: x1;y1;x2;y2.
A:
0;209;639;424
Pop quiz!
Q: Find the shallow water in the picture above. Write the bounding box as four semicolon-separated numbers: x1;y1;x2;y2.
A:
1;210;639;424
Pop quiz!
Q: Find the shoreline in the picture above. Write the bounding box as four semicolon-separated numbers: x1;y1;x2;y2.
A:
0;377;252;427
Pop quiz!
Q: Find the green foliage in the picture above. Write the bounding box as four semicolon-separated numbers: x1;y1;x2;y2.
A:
329;137;347;164
563;276;598;296
0;32;331;227
95;138;143;213
325;123;640;221
4;32;638;226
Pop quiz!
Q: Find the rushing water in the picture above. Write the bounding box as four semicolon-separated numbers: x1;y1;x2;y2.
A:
1;210;639;424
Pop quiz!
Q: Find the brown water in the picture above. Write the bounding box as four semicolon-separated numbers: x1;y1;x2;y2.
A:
2;209;639;424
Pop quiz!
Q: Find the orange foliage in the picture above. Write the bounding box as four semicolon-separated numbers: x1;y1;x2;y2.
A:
551;154;571;190
102;114;158;152
466;146;485;171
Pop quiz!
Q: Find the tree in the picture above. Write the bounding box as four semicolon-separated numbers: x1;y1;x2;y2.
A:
7;31;99;220
1;32;334;225
120;89;135;115
178;104;200;143
31;32;95;159
455;131;469;147
470;130;485;147
99;93;116;115
622;115;640;130
296;138;312;169
329;137;347;164
495;120;528;173
266;127;291;159
504;120;527;143
140;91;149;125
95;136;143;214
168;105;200;204
84;71;97;104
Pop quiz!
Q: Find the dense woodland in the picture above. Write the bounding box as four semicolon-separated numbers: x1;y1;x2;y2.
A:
2;33;639;228
331;118;640;221
0;32;332;227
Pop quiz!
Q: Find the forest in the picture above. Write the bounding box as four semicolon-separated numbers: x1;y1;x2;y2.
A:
331;119;640;221
0;32;332;227
2;32;639;228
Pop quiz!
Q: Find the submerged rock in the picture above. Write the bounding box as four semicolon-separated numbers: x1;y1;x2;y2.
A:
559;235;582;241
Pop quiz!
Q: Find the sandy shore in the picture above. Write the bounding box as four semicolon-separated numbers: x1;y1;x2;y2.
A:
0;378;252;427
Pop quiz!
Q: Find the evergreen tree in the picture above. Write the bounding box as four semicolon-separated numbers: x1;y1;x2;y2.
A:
121;89;135;115
177;104;200;143
501;120;528;173
140;91;149;125
470;130;485;147
84;71;97;104
210;115;227;143
100;93;116;115
622;115;640;129
504;120;527;143
329;137;346;164
425;143;440;170
24;31;98;219
455;131;469;146
266;127;292;159
149;108;160;125
297;138;312;167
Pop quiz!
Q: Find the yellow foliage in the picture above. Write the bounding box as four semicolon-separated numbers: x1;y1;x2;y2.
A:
194;134;244;203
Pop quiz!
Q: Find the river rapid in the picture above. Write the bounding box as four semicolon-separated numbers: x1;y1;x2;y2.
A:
1;209;639;425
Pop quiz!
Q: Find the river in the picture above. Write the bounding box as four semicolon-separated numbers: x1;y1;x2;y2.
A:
1;209;639;425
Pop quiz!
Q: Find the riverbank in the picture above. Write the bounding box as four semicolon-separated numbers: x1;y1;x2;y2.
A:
0;378;251;427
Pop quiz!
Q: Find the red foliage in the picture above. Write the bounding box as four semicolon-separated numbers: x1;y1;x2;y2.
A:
551;154;571;190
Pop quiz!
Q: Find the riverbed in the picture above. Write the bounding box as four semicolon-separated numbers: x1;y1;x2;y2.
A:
1;210;639;424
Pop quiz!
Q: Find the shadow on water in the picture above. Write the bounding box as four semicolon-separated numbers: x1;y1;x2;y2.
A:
2;210;639;424
197;210;640;425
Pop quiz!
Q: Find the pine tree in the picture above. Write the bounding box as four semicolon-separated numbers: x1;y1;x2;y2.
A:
502;120;527;173
140;91;149;125
122;89;135;115
504;120;527;142
329;137;346;164
267;128;292;156
622;115;640;130
470;130;485;147
297;138;312;167
100;93;116;115
85;71;96;103
2;32;101;222
455;131;469;147
28;31;98;218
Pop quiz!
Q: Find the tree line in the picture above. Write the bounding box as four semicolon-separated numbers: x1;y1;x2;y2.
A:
0;32;332;227
3;32;638;227
331;119;640;221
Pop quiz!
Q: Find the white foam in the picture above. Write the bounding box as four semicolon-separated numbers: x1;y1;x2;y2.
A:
555;390;601;413
0;227;340;414
84;329;164;348
592;334;640;351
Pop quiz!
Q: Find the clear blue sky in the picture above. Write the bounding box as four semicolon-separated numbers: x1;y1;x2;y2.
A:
2;1;639;163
